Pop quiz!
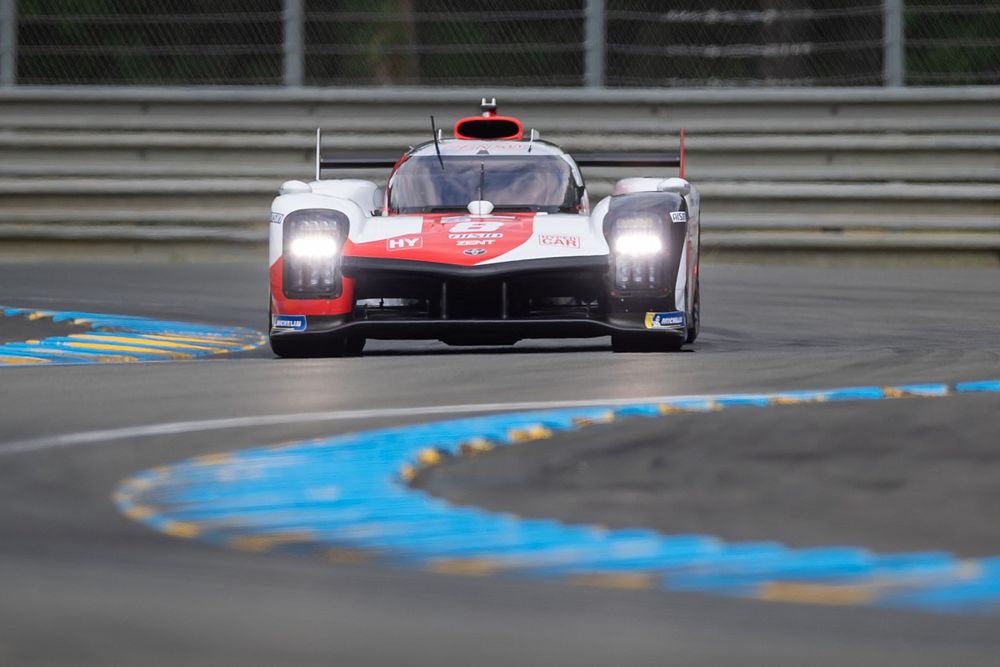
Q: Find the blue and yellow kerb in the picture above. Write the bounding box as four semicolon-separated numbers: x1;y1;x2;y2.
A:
115;380;1000;615
0;306;264;366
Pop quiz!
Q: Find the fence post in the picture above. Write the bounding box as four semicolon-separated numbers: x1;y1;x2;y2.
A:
883;0;905;87
283;0;305;87
0;0;15;87
584;0;604;88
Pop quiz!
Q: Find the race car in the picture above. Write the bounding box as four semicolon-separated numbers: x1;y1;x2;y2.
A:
268;99;700;357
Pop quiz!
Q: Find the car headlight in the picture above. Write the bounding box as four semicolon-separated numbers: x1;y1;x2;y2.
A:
614;233;663;256
282;210;347;298
613;216;663;255
611;215;665;290
289;234;339;259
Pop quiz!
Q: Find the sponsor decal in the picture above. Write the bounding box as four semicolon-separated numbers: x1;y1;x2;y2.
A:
644;311;686;330
456;239;496;247
448;233;503;240
270;212;284;225
273;314;307;331
538;234;581;248
448;221;505;233
440;215;516;225
670;211;688;224
463;248;487;257
386;236;423;251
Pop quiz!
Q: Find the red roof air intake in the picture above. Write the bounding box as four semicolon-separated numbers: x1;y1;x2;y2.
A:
453;97;523;140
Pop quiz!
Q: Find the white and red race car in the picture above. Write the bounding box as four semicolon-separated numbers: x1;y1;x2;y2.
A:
268;99;700;357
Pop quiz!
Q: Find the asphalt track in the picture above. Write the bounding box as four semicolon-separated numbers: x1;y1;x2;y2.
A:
1;259;999;666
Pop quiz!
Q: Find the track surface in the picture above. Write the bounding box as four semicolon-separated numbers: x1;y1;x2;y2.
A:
1;260;999;666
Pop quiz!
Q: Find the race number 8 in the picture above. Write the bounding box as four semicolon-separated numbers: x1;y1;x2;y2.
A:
449;221;504;233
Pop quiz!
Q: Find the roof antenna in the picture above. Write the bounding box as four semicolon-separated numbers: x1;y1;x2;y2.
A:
430;115;445;170
479;161;485;203
481;97;497;117
314;128;322;181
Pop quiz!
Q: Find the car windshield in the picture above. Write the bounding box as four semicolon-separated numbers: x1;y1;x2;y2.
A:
389;155;578;214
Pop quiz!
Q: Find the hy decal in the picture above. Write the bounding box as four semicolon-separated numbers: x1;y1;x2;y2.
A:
387;236;423;251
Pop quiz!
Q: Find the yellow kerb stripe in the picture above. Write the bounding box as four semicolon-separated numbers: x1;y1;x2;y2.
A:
68;333;222;351
569;573;655;590
757;582;876;606
148;333;246;345
61;342;191;358
0;355;50;364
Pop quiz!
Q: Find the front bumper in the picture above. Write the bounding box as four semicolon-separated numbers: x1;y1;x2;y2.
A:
269;314;685;342
273;253;685;342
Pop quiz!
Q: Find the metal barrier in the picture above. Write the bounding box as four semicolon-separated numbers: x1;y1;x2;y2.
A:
0;86;997;257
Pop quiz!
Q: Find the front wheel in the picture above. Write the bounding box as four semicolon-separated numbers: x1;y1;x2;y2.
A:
268;305;365;358
685;276;700;345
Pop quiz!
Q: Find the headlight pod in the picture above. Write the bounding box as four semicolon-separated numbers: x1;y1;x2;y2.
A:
282;210;348;298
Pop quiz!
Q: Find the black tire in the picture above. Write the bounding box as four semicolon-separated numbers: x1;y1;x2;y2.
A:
343;336;366;356
685;276;700;345
611;333;683;353
269;334;365;358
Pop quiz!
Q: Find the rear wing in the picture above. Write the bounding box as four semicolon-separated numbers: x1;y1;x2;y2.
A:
314;128;687;179
573;153;679;167
573;129;687;177
314;129;398;179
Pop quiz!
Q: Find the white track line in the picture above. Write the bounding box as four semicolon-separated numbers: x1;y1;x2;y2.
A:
0;393;718;457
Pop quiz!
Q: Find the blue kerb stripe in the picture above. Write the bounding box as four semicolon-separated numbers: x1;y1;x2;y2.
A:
0;305;264;367
115;378;1000;615
956;380;1000;394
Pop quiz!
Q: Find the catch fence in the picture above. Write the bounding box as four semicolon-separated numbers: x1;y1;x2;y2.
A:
1;1;998;87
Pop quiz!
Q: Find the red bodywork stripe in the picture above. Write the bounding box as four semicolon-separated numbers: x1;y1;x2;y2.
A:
346;212;536;267
269;257;355;317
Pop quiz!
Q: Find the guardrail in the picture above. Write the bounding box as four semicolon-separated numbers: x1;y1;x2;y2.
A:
0;86;997;259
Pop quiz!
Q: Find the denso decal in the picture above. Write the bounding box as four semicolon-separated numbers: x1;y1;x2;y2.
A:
538;234;581;248
387;236;423;251
644;311;686;330
670;211;688;223
273;315;307;331
448;233;503;240
270;212;284;224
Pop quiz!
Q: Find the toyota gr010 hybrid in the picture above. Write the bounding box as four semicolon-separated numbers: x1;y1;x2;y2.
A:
268;99;700;357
